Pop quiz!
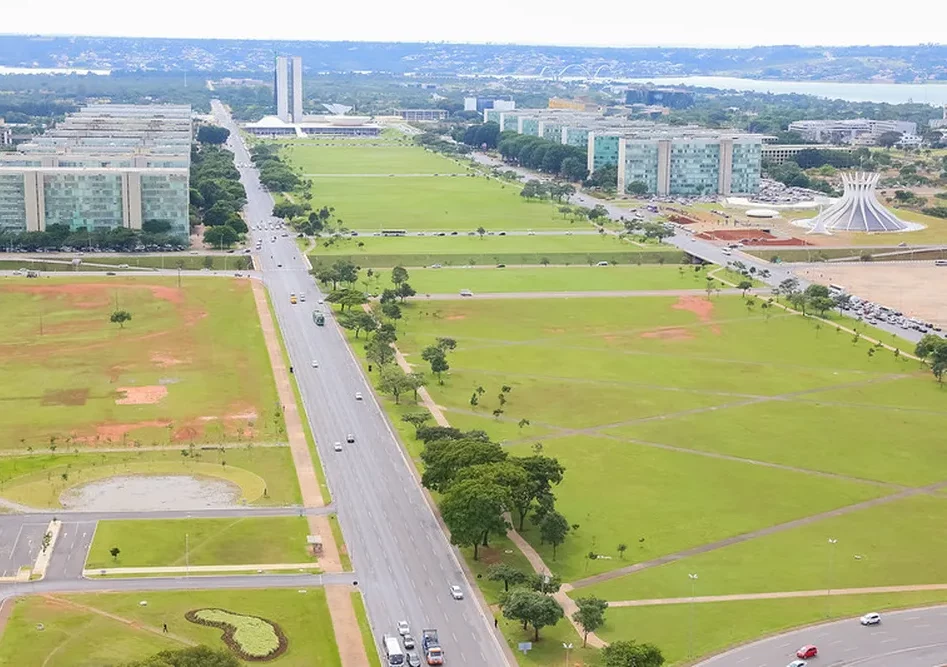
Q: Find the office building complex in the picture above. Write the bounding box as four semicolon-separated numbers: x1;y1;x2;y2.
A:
0;104;191;236
398;109;449;121
788;119;917;145
464;97;515;113
274;56;304;123
625;87;694;109
761;144;853;165
807;172;909;233
486;108;763;196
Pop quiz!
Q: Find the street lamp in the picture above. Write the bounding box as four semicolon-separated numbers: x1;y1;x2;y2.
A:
562;642;573;666
688;573;699;657
827;538;838;616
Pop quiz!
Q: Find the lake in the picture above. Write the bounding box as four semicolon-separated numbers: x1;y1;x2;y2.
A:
622;76;947;106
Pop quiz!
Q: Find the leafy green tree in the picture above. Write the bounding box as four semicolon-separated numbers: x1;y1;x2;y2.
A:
378;364;413;404
325;288;367;312
337;310;377;338
421;345;449;383
365;336;395;367
528;571;562;595
109;547;121;561
560;157;588;182
401;412;431;436
420;438;507;492
804;284;831;299
436;337;457;351
737;280;753;296
397;282;416;302
391;265;409;286
441;476;511;559
539;510;570;559
476;226;486;239
110;310;132;329
121;646;240;667
203;201;238;227
487;563;527;592
626;180;649;196
381;302;402;320
509;455;565;531
573;596;609;647
203;225;238;248
501;589;564;641
809;296;836;316
196;125;230;145
601;640;665;667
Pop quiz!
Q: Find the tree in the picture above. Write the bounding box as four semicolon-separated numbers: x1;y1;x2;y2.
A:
876;131;903;148
197;125;230;145
396;282;416;302
203;225;239;248
737;280;753;296
110;310;132;329
338;310;377;338
510;455;566;531
109;546;121;562
573;596;609;647
476;226;486;239
121;646;240;667
381;302;402;320
325;288;367;312
560;156;588;182
602;640;665;667
421;345;449;383
626;180;649;196
406;372;425;401
501;589;564;641
436;337;457;351
809;296;836;316
915;333;947;383
365;336;395;367
441;476;510;560
777;277;800;300
804;284;831;299
391;265;409;287
528;571;562;595
401;412;431;437
487;563;527;592
539;510;570;559
617;543;628;560
378;364;413;404
420;438;507;492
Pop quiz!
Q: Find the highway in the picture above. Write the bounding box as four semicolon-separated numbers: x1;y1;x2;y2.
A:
213;100;511;666
694;604;947;666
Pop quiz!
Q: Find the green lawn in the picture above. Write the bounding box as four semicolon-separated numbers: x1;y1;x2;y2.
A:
0;277;282;448
350;592;382;667
598;590;947;666
282;143;466;175
0;448;302;509
579;494;947;601
86;517;313;569
302;174;571;231
355;265;740;295
0;589;343;666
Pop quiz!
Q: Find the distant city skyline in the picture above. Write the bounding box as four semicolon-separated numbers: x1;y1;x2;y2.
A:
4;0;945;48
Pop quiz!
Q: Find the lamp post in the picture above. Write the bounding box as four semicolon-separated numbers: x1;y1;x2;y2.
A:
562;642;573;666
827;538;837;616
688;573;699;658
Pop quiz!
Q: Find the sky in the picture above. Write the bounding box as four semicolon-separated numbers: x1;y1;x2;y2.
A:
4;0;945;48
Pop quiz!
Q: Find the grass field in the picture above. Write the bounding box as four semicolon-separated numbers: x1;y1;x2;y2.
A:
86;517;313;569
0;589;342;666
0;448;301;509
598;590;947;666
350;592;382;667
352;265;745;295
282;143;466;175
0;277;281;448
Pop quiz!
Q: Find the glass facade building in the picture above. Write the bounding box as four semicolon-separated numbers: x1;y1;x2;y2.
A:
43;172;125;231
141;173;190;236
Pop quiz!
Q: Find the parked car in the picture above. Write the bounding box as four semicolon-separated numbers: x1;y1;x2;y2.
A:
460;289;473;297
787;661;807;667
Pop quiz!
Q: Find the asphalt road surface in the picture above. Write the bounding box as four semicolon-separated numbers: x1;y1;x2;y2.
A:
0;521;46;577
695;605;947;666
214;100;511;666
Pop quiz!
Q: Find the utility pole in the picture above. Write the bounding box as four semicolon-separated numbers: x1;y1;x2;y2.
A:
688;573;699;658
185;532;189;577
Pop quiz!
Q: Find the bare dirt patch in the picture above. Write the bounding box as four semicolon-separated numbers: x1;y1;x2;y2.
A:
796;264;947;327
639;327;696;341
61;475;242;511
41;389;89;406
72;420;171;444
673;295;720;334
151;352;184;367
446;315;467;321
115;386;168;405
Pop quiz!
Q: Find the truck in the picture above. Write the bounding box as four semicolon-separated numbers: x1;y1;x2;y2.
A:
421;629;443;665
312;311;325;326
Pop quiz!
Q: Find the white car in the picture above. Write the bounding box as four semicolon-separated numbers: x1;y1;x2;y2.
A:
459;289;473;297
787;661;807;667
333;442;342;452
311;360;319;368
355;392;363;401
346;434;355;443
397;621;410;636
317;299;324;305
449;585;464;600
860;612;881;626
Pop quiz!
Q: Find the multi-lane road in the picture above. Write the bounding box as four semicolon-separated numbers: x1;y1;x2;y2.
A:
213;100;511;666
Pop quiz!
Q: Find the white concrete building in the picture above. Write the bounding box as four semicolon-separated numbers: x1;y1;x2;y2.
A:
274;56;304;123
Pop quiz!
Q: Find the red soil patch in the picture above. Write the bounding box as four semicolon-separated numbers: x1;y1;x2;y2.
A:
446;315;466;321
115;386;168;405
151;352;185;367
697;229;812;246
72;420;172;444
174;425;201;441
4;282;186;307
639;327;695;341
672;295;721;334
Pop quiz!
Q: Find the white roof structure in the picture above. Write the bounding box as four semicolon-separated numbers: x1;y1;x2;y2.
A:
806;172;912;234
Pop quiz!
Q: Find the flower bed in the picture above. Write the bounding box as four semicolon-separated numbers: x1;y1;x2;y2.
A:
185;608;288;661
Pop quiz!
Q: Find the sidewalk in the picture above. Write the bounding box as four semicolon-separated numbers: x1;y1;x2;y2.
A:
610;582;947;607
252;280;369;667
83;562;321;576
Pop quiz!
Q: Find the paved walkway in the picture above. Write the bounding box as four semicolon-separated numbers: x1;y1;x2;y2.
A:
413;288;744;301
252;280;370;667
609;582;947;607
83;563;321;576
0;442;288;458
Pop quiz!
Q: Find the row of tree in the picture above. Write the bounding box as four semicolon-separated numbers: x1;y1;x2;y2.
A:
0;223;186;252
190;135;248;248
915;334;947;383
493;132;589;182
520;179;575;202
773;279;844;316
250;144;303;192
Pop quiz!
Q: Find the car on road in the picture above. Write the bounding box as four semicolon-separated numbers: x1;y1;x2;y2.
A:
459;289;473;297
406;650;422;667
496;263;506;268
355;392;363;401
860;612;881;625
796;645;817;659
333;442;342;452
311;360;319;368
346;434;355;443
403;634;416;650
105;271;116;276
429;264;442;269
787;661;807;667
397;621;410;636
596;261;609;266
317;299;324;305
449;585;464;600
277;263;282;268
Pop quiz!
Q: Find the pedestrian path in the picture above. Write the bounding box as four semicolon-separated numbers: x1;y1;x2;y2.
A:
83;562;321;576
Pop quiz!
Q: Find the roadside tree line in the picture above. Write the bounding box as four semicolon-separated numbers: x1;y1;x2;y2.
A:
190;135;248;248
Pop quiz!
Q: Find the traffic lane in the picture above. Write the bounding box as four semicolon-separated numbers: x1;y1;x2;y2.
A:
695;605;947;667
46;520;96;580
0;521;46;577
267;260;504;664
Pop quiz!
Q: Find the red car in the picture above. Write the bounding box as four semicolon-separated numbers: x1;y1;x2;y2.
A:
797;645;818;659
